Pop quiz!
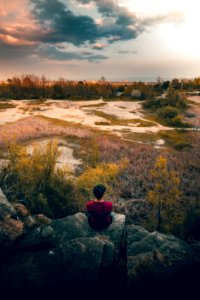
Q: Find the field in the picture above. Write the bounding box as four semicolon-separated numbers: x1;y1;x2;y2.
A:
0;97;200;240
0;99;171;146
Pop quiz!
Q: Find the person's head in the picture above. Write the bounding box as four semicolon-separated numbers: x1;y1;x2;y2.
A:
93;184;106;200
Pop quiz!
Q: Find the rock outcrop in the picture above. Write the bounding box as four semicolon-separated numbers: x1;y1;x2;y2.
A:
0;189;200;299
126;225;199;298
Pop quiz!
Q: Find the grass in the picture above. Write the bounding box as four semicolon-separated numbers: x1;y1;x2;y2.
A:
0;102;16;110
27;99;48;105
95;121;110;126
187;100;200;108
94;111;156;127
122;131;159;144
38;115;83;128
158;130;191;150
122;129;191;150
80;103;107;109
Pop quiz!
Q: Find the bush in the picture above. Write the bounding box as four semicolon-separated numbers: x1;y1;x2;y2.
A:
0;140;77;218
75;159;128;209
158;106;179;119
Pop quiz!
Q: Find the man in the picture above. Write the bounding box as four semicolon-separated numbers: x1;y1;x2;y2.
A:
86;184;113;230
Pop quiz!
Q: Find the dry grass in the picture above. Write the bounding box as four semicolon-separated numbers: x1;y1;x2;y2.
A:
80;102;107;109
94;111;156;127
95;121;110;126
27;99;48;105
0;116;92;148
0;102;16;110
122;129;191;150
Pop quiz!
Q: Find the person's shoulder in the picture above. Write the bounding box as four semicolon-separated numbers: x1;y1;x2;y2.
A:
104;201;112;207
87;200;95;207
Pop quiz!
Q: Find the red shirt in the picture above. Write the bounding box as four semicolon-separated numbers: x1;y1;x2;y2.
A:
87;200;112;230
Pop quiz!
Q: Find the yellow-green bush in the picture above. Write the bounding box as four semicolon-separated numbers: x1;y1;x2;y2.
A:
147;156;183;233
1;140;77;218
75;159;128;209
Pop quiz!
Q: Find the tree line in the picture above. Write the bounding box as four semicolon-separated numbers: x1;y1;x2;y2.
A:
1;74;199;100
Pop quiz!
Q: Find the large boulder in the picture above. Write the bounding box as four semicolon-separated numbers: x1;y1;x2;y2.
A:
0;188;17;219
0;189;24;257
126;224;200;298
0;188;200;299
0;212;126;297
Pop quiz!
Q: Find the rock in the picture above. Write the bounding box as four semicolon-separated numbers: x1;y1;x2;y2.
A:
13;203;29;219
0;212;125;296
126;225;198;297
41;225;54;238
0;187;199;299
0;218;24;242
0;188;17;219
0;190;24;258
24;215;37;230
33;214;51;225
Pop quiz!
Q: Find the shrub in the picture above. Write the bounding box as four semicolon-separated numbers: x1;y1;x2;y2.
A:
158;106;179;119
75;159;128;209
0;140;77;218
147;156;183;233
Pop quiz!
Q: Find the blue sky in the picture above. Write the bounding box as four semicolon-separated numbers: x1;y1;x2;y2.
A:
0;0;200;80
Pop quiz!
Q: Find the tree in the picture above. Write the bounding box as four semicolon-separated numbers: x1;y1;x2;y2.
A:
147;156;182;233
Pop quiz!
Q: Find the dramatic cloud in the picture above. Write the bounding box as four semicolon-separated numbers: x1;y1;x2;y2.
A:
31;0;99;45
30;0;141;45
0;0;183;64
1;0;197;80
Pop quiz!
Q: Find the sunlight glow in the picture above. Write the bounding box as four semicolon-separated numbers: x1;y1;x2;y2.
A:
120;0;200;60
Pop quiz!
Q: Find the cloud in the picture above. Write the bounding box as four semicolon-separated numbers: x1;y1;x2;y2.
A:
92;43;106;50
0;37;38;60
36;44;107;61
30;0;142;45
31;0;99;45
0;0;185;65
118;50;137;54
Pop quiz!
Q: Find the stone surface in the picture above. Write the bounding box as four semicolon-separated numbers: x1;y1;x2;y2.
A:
0;189;200;299
13;203;29;219
126;224;198;296
0;188;17;219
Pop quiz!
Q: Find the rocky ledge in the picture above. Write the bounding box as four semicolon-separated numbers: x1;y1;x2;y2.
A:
0;188;200;299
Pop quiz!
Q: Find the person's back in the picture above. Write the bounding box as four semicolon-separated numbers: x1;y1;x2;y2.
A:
86;184;112;230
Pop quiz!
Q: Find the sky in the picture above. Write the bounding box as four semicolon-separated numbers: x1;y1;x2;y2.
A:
0;0;200;81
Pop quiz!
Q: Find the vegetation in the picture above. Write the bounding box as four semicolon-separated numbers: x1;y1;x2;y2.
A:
0;139;127;218
0;73;200;242
0;74;164;100
143;87;190;127
94;111;155;126
0;102;16;110
0;130;200;242
0;140;77;218
147;156;183;233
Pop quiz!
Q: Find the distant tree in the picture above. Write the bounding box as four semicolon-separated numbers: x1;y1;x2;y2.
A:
162;80;170;90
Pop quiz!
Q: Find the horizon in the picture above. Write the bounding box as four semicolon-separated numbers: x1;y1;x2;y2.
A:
0;0;200;80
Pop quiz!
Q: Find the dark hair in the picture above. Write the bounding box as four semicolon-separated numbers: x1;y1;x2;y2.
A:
93;184;106;200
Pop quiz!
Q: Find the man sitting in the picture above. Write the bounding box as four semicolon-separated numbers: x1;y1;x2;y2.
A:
86;184;113;230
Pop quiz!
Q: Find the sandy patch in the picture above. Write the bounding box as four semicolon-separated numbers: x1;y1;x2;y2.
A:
26;138;82;171
187;95;200;104
0;99;169;135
